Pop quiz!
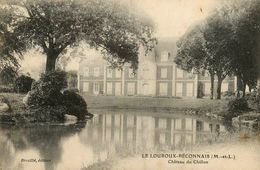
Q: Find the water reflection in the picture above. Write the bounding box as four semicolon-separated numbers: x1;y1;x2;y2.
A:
0;122;86;170
0;112;258;170
81;113;226;157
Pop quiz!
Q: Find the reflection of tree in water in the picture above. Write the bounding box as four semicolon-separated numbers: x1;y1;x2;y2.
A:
0;122;86;170
0;132;16;168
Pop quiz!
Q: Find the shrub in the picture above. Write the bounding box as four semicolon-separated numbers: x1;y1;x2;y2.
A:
27;105;67;122
62;90;88;120
0;66;18;85
14;75;34;93
0;86;14;93
27;70;67;107
219;98;251;121
223;91;235;99
245;90;258;110
26;70;90;121
227;98;250;113
39;70;67;92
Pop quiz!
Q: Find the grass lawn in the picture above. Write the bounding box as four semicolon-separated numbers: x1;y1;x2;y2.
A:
0;93;229;115
84;95;228;114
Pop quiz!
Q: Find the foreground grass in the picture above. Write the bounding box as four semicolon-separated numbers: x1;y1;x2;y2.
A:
0;93;229;115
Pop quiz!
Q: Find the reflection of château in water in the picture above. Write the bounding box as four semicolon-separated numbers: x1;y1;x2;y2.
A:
81;113;226;155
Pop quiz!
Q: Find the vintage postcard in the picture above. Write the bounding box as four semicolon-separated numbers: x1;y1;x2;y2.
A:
0;0;260;170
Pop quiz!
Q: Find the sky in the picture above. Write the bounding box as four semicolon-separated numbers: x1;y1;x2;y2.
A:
20;0;221;78
133;0;220;38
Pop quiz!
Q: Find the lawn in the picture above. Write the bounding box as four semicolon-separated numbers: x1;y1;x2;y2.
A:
84;95;228;114
0;93;229;115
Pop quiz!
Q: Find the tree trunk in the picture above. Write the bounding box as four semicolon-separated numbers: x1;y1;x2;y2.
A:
46;52;58;72
209;72;214;100
216;76;223;100
242;82;246;98
249;86;252;93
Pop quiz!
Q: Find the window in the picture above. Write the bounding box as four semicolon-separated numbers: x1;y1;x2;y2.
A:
115;69;121;78
93;83;100;94
159;119;167;129
94;67;100;77
84;67;89;77
204;83;211;95
127;83;135;95
107;82;113;95
221;83;229;92
128;68;135;78
160;68;167;79
159;83;168;96
196;120;204;131
176;83;183;97
115;82;121;95
161;51;169;62
83;82;89;92
186;83;194;97
185;118;193;130
107;68;112;78
176;68;183;78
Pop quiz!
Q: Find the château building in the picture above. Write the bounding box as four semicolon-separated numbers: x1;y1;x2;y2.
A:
78;38;236;98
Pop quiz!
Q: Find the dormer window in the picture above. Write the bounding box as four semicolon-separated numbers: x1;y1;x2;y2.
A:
161;51;170;62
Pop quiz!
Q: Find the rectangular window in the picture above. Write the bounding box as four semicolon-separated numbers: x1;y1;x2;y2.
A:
127;83;135;95
204;83;211;95
221;83;229;92
161;51;169;62
84;67;89;77
128;68;135;78
93;83;99;94
115;69;121;78
176;83;183;97
185;118;192;130
94;67;100;77
107;68;112;78
106;82;113;95
159;83;168;96
159;119;167;129
176;68;183;78
160;68;168;79
83;82;89;92
186;83;194;97
115;82;121;95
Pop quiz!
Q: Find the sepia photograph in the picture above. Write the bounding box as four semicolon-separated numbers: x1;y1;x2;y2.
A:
0;0;260;169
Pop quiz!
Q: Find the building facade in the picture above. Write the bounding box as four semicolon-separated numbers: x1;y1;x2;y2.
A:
78;39;236;98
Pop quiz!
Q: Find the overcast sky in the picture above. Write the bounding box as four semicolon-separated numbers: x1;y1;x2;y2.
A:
21;0;222;77
133;0;220;38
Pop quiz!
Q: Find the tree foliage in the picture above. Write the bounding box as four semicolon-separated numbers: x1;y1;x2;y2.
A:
0;0;156;72
0;65;18;85
175;0;260;99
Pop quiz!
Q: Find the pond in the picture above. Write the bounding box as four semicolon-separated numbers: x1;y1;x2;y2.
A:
0;111;259;170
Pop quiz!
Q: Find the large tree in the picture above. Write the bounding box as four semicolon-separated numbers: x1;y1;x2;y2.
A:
232;0;260;97
0;0;156;72
175;25;216;99
203;9;237;99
